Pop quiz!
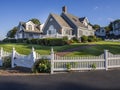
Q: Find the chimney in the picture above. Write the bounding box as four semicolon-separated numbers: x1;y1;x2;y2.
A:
62;6;67;13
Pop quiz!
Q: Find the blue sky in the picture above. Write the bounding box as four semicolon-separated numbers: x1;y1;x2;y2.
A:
0;0;120;39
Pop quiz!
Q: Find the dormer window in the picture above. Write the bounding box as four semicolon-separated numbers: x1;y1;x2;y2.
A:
50;18;53;21
28;25;32;30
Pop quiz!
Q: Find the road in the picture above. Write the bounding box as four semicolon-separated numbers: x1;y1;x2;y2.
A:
0;70;120;90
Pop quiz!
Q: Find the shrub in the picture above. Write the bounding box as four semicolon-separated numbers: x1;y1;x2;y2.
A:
63;36;68;41
2;56;11;68
32;59;51;73
66;63;71;70
96;37;102;42
88;36;96;42
16;38;28;43
81;35;88;43
91;63;96;70
71;37;79;43
36;38;68;46
3;38;17;43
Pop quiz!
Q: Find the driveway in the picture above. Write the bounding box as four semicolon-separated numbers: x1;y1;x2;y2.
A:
0;70;120;90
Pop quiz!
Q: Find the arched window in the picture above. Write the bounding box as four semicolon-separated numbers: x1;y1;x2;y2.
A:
48;25;56;35
28;25;32;30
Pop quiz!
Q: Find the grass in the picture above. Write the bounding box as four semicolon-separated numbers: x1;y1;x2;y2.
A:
66;41;120;56
0;43;85;55
0;41;120;56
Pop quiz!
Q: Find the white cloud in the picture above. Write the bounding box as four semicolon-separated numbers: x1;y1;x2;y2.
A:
94;6;99;10
107;18;114;22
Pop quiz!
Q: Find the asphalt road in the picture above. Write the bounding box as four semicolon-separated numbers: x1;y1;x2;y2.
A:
0;70;120;90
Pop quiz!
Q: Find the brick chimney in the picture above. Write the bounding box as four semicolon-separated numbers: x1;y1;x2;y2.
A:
62;6;67;13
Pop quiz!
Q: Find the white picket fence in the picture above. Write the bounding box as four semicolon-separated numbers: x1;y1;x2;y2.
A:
50;50;120;74
1;47;120;74
0;47;51;68
0;47;12;66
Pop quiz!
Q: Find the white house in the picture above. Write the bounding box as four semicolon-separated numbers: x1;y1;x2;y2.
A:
111;19;120;36
95;27;106;39
15;21;44;39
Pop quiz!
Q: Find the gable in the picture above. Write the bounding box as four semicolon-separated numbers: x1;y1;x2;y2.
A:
42;14;62;35
25;21;35;31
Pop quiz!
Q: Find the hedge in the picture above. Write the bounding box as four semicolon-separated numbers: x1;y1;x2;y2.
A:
27;38;68;46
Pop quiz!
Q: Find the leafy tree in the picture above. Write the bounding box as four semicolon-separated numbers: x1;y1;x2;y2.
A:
104;22;113;31
92;24;100;30
114;19;120;23
7;27;17;38
29;18;41;25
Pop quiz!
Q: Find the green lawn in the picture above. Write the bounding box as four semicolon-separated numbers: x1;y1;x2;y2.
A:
0;43;85;55
0;41;120;56
66;41;120;56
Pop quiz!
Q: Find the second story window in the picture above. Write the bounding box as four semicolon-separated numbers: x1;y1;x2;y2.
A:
28;25;32;30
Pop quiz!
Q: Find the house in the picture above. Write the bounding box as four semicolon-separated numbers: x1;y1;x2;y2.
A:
95;27;106;39
42;6;95;39
111;19;120;36
15;21;43;39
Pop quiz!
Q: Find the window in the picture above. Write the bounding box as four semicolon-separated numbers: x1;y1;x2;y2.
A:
65;30;71;35
79;30;83;36
102;30;104;32
50;18;53;21
28;25;32;30
48;25;56;35
29;33;33;38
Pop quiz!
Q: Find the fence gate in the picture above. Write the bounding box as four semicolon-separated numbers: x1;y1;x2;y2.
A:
12;47;36;68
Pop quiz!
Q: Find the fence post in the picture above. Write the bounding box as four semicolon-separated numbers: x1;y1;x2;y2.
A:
31;47;36;63
51;47;54;74
0;47;3;66
104;50;108;70
11;47;16;68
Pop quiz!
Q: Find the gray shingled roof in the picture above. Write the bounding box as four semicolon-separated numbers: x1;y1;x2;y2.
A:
50;13;72;29
62;13;88;28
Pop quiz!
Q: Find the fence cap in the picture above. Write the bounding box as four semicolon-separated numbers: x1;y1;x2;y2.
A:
12;47;15;50
51;47;54;53
104;49;109;51
32;47;35;51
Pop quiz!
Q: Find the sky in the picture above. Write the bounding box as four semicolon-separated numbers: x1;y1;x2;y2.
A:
0;0;120;40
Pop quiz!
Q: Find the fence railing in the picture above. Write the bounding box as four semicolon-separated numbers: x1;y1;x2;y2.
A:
1;47;120;74
50;49;120;74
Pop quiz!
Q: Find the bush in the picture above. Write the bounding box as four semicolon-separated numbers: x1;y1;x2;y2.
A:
71;37;79;43
31;38;68;46
2;56;11;68
96;37;102;41
32;59;51;73
66;63;71;70
3;38;17;43
16;38;28;43
81;35;88;43
88;36;96;42
91;63;96;70
63;36;68;41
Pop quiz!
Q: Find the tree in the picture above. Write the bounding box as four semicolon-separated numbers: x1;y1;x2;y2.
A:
104;22;113;31
92;24;100;30
7;27;17;38
29;18;41;25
